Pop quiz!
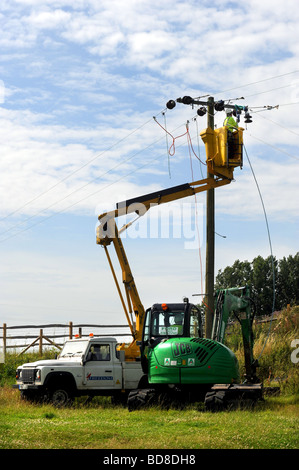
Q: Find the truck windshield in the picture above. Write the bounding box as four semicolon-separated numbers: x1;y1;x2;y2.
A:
59;340;88;358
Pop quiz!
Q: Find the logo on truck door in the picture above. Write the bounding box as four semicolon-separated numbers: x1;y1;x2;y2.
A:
86;373;113;381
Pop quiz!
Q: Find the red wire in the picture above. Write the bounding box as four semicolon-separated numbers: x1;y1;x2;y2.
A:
154;117;188;156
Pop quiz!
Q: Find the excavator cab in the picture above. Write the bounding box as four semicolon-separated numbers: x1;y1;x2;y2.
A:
143;301;202;343
139;301;203;373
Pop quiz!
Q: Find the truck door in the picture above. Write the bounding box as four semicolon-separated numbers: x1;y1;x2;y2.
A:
84;343;121;389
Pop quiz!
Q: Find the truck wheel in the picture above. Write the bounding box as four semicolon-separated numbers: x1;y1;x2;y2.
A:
50;388;73;407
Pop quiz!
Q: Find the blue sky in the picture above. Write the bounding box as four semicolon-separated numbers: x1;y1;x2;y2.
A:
0;0;298;331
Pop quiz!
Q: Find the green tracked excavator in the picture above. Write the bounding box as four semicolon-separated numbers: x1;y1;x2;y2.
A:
127;286;263;411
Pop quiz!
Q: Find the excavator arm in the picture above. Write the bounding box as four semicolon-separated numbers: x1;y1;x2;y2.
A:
212;286;258;383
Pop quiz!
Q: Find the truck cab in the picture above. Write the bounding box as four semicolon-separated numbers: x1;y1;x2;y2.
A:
14;337;144;406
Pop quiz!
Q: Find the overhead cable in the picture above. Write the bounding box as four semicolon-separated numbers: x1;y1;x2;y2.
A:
0;112;165;223
0;126;194;244
211;70;299;97
244;145;276;360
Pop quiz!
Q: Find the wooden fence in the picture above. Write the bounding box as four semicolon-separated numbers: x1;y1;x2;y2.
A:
0;322;131;360
0;312;280;362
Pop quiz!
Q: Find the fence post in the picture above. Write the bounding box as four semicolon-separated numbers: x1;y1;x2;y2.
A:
3;324;6;362
39;329;43;356
78;327;82;338
69;322;73;339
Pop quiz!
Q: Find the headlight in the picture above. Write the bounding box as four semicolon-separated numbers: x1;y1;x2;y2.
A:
35;369;41;380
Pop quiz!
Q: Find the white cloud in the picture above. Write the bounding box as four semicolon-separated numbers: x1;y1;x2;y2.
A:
26;9;71;30
215;158;299;221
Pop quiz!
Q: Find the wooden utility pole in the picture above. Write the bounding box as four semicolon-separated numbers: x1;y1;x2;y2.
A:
205;96;215;338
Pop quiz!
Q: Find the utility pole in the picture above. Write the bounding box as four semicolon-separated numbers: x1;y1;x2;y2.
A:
205;96;215;339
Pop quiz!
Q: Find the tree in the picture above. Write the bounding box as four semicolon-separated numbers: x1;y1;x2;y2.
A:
215;259;252;290
276;253;299;309
251;255;277;316
215;253;299;316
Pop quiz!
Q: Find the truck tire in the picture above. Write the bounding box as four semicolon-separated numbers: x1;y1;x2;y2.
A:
50;388;74;407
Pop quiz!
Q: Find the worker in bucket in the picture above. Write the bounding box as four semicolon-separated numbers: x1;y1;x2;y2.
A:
224;109;238;158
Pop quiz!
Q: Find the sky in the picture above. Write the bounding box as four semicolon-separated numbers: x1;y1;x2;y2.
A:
0;0;298;339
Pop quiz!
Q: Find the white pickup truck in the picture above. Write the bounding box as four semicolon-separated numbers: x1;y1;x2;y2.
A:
14;336;145;406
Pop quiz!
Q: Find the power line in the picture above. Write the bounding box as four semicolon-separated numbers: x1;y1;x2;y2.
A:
244;145;276;360
210;70;299;97
0;131;168;237
253;112;299;137
0;119;192;238
0;113;163;223
244;83;297;99
279;101;299;107
2;73;298;233
0;128;194;244
3;72;298;224
248;134;299;161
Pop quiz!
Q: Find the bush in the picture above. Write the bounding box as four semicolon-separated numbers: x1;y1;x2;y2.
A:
0;349;57;386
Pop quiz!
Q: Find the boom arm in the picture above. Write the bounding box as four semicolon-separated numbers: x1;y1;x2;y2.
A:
96;125;244;360
96;176;232;360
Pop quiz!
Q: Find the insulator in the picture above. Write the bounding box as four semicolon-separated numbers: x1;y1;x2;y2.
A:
197;107;207;116
182;95;193;105
214;100;225;111
244;112;252;123
166;100;176;110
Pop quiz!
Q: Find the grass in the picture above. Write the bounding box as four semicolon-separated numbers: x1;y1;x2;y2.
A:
0;386;298;449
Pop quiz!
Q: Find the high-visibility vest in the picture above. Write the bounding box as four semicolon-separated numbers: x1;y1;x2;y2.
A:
223;116;238;132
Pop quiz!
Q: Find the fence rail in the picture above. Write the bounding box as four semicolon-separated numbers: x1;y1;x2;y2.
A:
0;322;132;359
0;312;280;361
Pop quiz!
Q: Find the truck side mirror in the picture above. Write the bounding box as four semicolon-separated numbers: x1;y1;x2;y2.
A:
118;350;125;363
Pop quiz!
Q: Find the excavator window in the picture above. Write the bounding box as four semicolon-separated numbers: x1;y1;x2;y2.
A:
151;310;185;337
142;303;203;345
190;306;203;338
143;308;151;343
